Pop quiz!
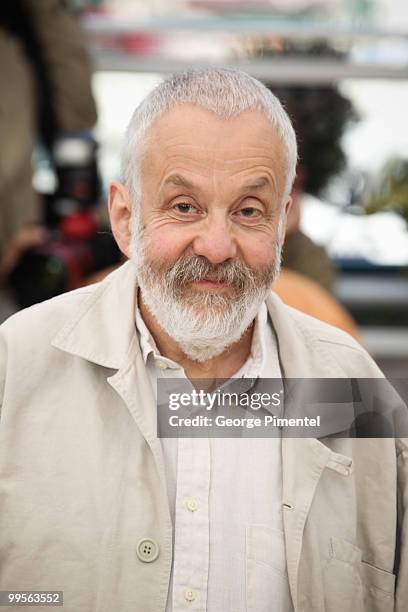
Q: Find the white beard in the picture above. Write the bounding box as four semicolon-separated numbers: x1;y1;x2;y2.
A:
131;220;282;363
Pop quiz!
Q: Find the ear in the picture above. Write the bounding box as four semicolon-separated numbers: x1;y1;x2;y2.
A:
279;196;293;246
108;181;133;258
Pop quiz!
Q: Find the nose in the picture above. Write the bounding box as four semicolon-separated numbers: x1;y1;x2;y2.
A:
192;214;237;264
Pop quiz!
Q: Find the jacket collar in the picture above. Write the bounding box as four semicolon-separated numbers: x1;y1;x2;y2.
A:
52;260;139;369
264;291;346;378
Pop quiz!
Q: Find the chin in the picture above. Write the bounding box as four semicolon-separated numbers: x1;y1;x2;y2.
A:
179;291;236;311
177;338;236;363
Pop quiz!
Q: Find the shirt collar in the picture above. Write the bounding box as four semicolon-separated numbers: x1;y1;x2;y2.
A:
134;290;160;363
234;301;268;378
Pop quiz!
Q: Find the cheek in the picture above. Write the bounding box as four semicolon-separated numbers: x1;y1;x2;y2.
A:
238;232;278;268
143;225;193;264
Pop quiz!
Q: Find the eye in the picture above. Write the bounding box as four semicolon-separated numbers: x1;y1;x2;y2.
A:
236;207;262;219
173;202;199;215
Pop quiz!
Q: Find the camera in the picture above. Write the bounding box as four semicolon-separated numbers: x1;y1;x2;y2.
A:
8;135;122;308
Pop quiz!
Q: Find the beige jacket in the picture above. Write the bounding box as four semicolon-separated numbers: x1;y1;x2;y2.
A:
0;261;407;612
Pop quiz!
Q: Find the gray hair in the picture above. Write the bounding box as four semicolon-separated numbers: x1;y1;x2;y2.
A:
121;67;297;205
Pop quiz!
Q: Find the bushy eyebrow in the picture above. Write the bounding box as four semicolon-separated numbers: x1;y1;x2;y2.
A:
163;174;195;190
163;173;273;193
240;176;272;191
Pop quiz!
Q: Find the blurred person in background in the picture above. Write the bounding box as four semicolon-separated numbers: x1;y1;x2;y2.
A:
266;84;358;292
262;83;361;339
273;267;361;339
0;0;98;309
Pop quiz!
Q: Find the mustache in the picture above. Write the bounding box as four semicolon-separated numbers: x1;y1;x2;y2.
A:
164;254;272;293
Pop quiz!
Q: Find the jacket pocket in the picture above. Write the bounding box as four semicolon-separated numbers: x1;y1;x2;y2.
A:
324;536;395;612
246;525;293;612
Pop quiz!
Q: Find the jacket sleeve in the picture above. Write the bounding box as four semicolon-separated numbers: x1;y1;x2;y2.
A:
395;438;408;610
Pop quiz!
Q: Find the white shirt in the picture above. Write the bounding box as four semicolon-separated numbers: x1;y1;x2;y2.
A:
135;299;294;612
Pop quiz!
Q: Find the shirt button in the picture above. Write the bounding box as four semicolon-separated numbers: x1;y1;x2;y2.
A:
136;538;160;563
186;498;198;512
157;360;167;370
184;589;196;602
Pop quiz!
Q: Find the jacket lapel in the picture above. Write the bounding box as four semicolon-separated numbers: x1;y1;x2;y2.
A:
106;337;169;497
281;437;333;609
266;293;353;610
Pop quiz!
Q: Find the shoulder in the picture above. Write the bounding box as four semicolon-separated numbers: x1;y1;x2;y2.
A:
0;283;103;415
0;283;99;347
287;303;362;349
268;292;383;377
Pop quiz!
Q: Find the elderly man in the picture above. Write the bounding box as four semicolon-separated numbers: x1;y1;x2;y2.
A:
0;68;406;612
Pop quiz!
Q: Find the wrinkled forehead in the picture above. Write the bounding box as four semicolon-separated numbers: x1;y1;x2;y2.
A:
139;103;288;180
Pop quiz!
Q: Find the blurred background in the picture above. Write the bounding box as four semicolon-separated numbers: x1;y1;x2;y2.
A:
1;0;408;376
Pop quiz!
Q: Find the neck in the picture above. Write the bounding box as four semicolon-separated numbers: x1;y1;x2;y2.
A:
138;291;255;383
